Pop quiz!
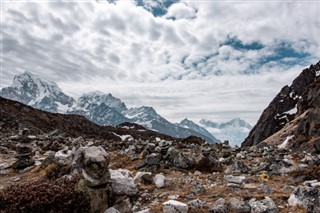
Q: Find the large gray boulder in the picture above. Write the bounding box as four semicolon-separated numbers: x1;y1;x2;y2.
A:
288;186;320;212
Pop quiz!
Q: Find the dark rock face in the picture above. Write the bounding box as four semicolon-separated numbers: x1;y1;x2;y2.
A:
242;61;320;147
296;79;320;140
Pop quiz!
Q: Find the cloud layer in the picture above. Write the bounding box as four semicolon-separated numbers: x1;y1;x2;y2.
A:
1;0;319;125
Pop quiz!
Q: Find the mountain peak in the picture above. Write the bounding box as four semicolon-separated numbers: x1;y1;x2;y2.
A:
12;71;58;89
1;71;75;113
77;91;127;113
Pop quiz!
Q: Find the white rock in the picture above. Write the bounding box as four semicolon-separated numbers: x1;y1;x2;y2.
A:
288;194;301;207
154;173;166;188
163;200;188;213
134;171;152;184
54;149;73;165
134;209;152;213
303;180;318;186
110;169;137;196
224;175;246;184
194;171;202;176
167;195;179;200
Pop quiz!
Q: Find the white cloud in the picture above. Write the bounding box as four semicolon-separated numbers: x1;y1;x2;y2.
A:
1;0;319;125
165;3;196;20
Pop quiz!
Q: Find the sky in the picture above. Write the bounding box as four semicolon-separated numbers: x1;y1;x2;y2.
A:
1;0;319;125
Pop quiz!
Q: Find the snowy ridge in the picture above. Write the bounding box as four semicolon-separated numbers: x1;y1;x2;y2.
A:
0;71;75;113
200;118;252;146
1;71;221;143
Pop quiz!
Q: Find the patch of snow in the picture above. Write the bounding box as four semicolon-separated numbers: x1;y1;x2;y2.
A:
316;70;320;77
278;135;294;149
284;106;297;115
112;132;133;141
57;102;70;113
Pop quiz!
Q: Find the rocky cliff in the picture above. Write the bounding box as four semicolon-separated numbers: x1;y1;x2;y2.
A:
242;61;320;148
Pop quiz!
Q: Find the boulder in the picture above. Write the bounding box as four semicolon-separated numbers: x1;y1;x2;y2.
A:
288;186;320;212
55;149;73;165
208;198;228;213
163;200;188;213
249;197;278;213
224;175;246;184
196;156;223;173
229;197;250;213
146;153;161;166
154;173;166;188
110;169;137;196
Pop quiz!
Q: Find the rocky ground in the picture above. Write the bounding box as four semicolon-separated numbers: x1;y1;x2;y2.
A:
0;126;320;213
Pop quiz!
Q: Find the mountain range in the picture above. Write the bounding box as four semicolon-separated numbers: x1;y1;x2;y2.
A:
0;71;230;143
199;118;252;147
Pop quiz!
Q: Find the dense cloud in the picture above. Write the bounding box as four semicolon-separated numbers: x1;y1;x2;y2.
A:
1;0;319;124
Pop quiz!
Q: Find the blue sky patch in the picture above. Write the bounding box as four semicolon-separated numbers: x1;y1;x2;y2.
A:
136;0;180;17
223;37;264;51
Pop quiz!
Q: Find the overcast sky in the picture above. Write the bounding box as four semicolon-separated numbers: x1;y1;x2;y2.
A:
1;0;319;125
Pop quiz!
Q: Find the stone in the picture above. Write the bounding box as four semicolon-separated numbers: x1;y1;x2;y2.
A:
11;158;35;170
303;180;318;187
192;183;206;194
135;161;147;170
225;160;249;175
134;172;153;185
135;209;152;213
55;148;73;165
154;173;166;188
112;196;132;213
75;146;111;213
104;207;120;213
209;198;228;213
259;183;273;194
146;143;156;153
163;200;188;213
75;146;110;187
196;156;223;173
248;197;278;213
110;169;137;196
188;198;204;209
288;186;320;212
194;170;202;176
227;183;243;189
224;175;245;184
229;197;251;213
146;153;161;166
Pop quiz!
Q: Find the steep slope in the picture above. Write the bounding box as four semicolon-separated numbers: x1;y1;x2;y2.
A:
242;61;320;147
200;118;252;146
69;92;129;126
176;118;219;143
123;107;219;143
0;71;75;113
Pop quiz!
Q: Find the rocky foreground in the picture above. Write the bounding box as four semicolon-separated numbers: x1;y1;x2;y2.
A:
0;125;319;213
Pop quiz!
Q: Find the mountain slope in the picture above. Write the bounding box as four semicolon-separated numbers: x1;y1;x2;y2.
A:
124;107;219;143
242;61;320;147
1;72;219;142
0;71;75;113
176;118;219;143
69;92;129;126
0;96;176;142
200;118;252;146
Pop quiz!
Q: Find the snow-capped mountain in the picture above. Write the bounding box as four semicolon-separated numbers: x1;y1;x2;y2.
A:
74;91;127;113
124;107;219;143
0;71;75;113
1;71;220;143
200;118;252;146
176;118;219;143
68;92;129;126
